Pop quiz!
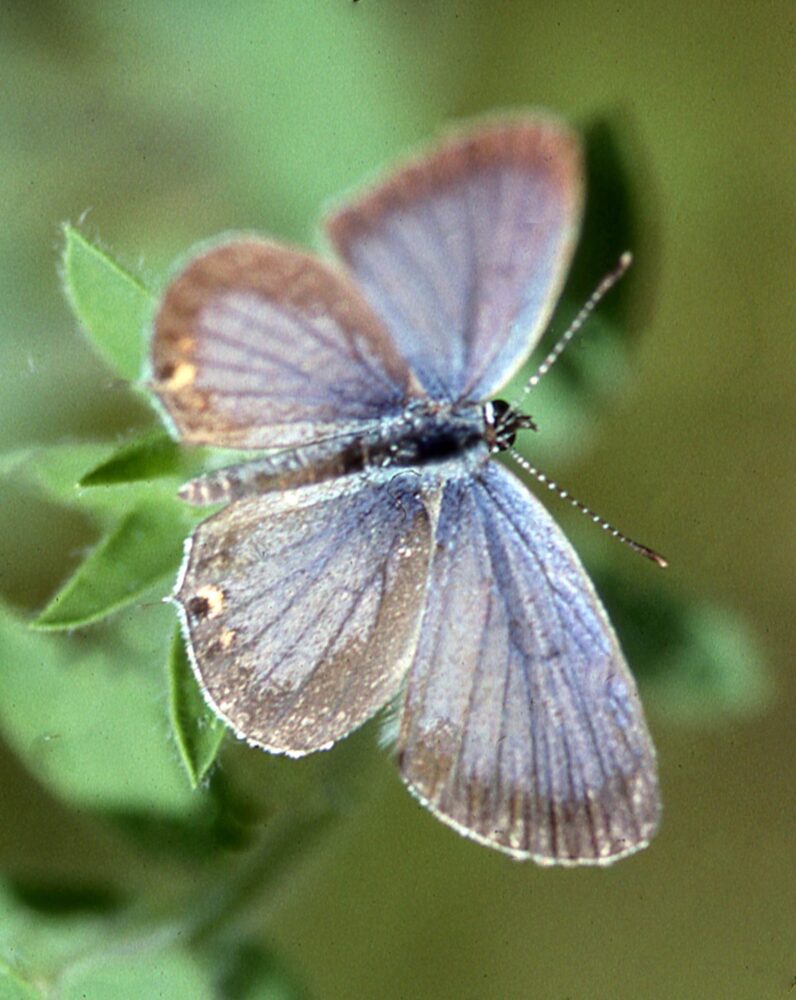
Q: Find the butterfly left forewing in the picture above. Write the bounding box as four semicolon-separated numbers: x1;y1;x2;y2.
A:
398;463;659;864
150;239;421;449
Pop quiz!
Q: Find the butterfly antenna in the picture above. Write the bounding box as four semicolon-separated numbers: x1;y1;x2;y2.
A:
516;252;633;402
506;448;667;567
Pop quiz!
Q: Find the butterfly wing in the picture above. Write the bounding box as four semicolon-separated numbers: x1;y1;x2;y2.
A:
150;239;423;449
175;474;432;754
326;116;583;402
397;462;660;865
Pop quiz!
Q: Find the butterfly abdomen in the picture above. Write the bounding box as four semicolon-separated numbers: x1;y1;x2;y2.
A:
178;401;488;505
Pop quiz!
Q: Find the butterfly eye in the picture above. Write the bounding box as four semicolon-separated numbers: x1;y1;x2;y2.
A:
483;400;536;452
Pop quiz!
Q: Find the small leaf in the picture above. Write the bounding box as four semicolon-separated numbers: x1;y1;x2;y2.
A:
169;628;227;788
77;433;262;491
61;225;153;382
33;500;193;630
80;430;190;486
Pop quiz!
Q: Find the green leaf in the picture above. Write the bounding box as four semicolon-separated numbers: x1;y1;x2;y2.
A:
0;602;195;814
58;945;216;1000
645;604;771;724
61;226;153;382
33;499;194;630
0;442;119;500
216;941;308;1000
79;430;188;486
169;628;227;788
594;567;771;724
76;431;264;494
0;962;41;999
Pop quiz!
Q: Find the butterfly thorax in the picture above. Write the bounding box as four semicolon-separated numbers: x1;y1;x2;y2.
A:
179;399;497;506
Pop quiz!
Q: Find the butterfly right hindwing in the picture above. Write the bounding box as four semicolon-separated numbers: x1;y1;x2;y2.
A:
398;462;660;865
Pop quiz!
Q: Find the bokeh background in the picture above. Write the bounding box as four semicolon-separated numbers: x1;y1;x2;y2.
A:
1;2;793;998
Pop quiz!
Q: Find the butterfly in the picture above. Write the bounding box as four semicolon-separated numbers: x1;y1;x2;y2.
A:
149;114;661;865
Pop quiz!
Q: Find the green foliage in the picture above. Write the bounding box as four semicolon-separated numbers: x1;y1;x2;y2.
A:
0;602;195;814
33;500;194;630
57;947;216;1000
0;961;40;1000
79;430;196;486
595;568;770;724
0;228;326;997
0;121;773;998
61;225;152;383
169;628;228;788
0;879;304;999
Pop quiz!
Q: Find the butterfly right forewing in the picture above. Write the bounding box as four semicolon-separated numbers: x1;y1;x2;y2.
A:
326;117;583;402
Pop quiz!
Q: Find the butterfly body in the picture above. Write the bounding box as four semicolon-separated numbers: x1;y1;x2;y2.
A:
179;399;490;505
151;115;661;866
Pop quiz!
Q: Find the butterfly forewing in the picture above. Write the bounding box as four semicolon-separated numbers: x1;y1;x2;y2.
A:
175;475;434;755
398;463;660;865
326;117;583;402
150;239;420;449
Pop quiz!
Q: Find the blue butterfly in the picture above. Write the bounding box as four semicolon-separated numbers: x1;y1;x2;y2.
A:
150;115;660;865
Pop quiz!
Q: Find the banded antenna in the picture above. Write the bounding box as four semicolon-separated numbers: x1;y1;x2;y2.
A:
509;252;667;567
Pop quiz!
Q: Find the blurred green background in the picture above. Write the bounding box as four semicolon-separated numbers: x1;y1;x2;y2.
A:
1;2;793;998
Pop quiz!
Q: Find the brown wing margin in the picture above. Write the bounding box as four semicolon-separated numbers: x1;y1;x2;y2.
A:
150;239;420;448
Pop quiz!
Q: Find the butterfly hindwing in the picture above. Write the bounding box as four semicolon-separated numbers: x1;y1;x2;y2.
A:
175;474;433;755
398;462;660;865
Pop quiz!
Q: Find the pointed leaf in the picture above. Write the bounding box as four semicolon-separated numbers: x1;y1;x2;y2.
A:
79;430;191;486
77;433;258;491
33;500;194;630
169;628;227;788
61;226;153;381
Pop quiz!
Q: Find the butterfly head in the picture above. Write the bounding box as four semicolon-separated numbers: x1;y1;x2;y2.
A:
482;399;537;454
